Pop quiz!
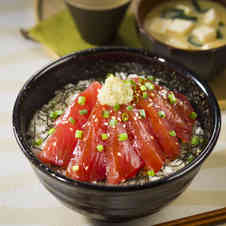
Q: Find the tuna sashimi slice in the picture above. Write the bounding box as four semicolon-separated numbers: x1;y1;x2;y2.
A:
67;103;106;182
139;98;180;159
38;82;101;167
150;85;194;142
126;107;165;172
105;112;143;184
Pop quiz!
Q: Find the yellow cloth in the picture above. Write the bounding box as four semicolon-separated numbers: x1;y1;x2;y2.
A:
28;9;141;56
28;9;226;110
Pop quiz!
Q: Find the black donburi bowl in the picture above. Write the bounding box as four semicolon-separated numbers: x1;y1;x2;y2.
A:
13;47;221;222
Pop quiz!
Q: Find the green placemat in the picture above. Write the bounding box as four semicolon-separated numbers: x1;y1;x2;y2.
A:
28;9;142;57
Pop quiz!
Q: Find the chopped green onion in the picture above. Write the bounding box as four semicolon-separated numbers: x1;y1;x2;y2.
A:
192;0;208;13
147;170;155;177
138;77;144;83
78;96;86;105
139;109;146;118
169;130;176;137
191;135;200;146
147;75;154;81
109;117;117;128
158;111;166;118
168;92;177;104
196;148;202;154
192;0;201;11
48;128;56;135
127;105;133;111
143;92;148;99
102;110;110;118
174;14;197;21
69;117;75;124
129;79;136;87
161;8;184;19
72;165;79;172
106;73;114;78
96;144;104;152
75;130;83;139
190;112;197;120
122;112;129;122
187;154;194;163
118;133;128;141
140;85;147;91
187;36;203;47
145;82;154;90
216;29;223;39
34;138;43;146
124;80;130;85
113;104;120;111
161;7;197;21
79;109;88;115
49;110;63;120
219;21;224;27
101;133;109;140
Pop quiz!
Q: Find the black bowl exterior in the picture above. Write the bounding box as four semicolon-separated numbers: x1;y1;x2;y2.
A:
135;0;226;80
33;163;199;221
13;47;221;221
65;1;130;45
138;32;226;80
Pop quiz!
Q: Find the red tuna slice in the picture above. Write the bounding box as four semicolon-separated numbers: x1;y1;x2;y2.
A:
138;98;180;159
39;122;77;167
38;82;102;167
67;103;107;182
105;112;143;184
125;107;165;172
174;92;196;125
149;85;194;142
55;81;101;127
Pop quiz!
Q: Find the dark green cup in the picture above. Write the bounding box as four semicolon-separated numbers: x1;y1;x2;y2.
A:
65;0;130;45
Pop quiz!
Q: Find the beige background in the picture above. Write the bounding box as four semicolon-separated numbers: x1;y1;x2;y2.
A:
1;0;226;225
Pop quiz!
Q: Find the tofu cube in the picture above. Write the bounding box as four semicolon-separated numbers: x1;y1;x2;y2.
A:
176;4;191;15
192;25;216;43
148;18;172;34
167;19;195;35
167;38;189;49
203;8;218;25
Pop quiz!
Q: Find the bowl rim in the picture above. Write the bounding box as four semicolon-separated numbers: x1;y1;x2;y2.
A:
12;47;221;192
135;0;226;53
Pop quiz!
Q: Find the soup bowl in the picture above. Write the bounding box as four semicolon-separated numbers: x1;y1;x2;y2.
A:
12;47;221;222
135;0;226;80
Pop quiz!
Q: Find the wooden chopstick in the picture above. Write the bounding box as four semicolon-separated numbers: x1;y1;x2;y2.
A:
154;207;226;226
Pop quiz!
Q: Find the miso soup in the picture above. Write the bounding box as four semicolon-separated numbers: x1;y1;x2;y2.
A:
144;0;226;50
